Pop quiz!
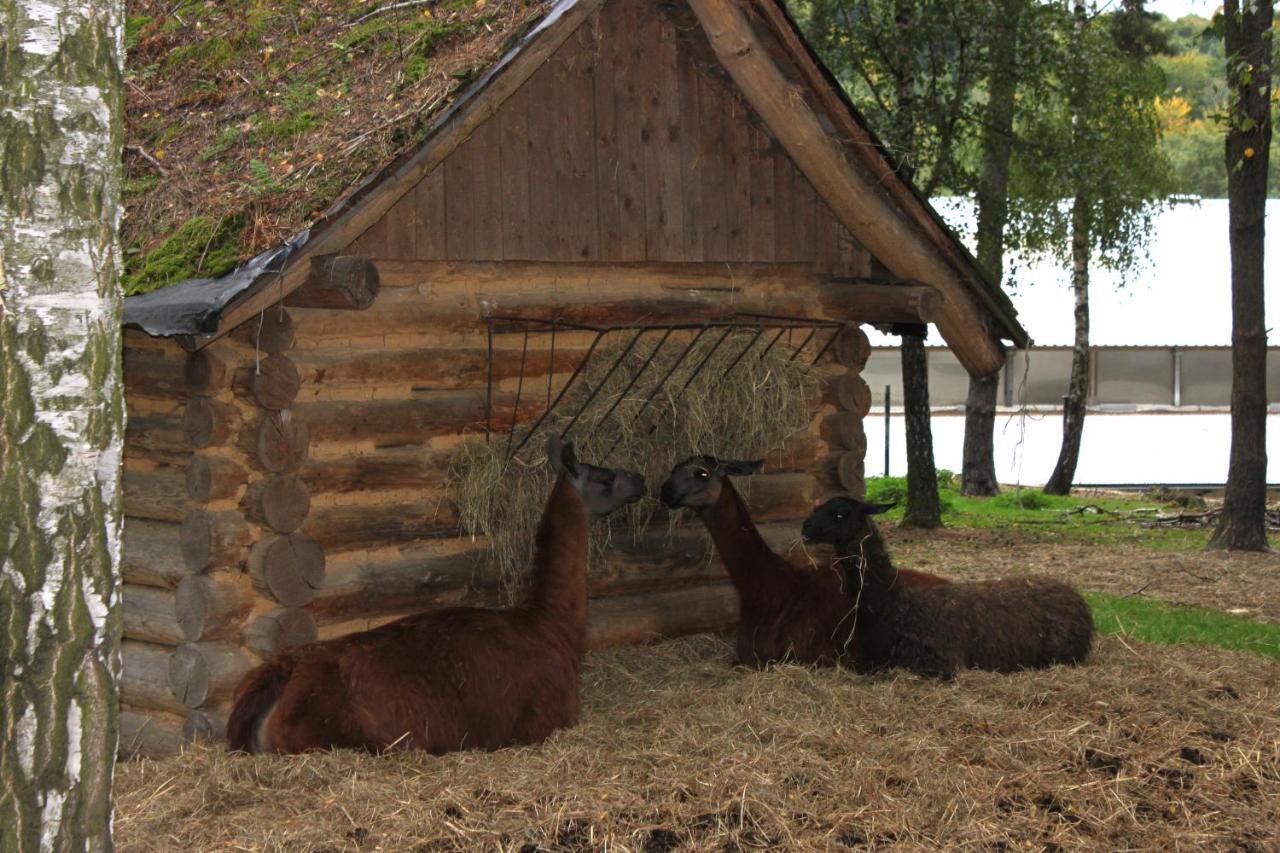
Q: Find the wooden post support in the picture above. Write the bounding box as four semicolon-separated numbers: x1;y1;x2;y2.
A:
248;533;326;607
286;255;381;310
240;474;311;533
168;642;253;709
176;575;253;643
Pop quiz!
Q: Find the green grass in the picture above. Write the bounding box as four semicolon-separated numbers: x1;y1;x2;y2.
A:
1087;592;1280;660
866;476;1215;550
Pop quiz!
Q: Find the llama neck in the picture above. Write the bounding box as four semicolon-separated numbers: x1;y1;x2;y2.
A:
835;521;899;612
526;474;591;634
697;480;780;592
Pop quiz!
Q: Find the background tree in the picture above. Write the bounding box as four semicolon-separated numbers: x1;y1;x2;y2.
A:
1008;0;1173;495
961;0;1033;496
0;1;126;849
805;0;993;525
1209;0;1272;550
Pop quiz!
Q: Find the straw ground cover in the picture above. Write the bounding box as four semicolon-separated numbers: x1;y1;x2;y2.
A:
452;331;820;602
886;525;1280;625
114;633;1280;851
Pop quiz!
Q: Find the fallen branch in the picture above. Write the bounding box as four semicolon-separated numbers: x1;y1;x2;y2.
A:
126;144;168;176
351;0;436;26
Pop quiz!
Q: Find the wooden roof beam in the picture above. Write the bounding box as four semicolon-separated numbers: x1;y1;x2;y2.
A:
686;0;1007;377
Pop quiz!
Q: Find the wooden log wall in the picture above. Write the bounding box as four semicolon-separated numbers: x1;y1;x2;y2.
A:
120;318;321;758
815;324;872;499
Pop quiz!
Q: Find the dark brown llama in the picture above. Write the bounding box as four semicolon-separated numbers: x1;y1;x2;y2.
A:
658;457;947;667
802;497;1094;679
226;435;645;754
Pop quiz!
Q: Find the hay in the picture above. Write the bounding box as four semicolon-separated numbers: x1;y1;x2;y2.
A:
452;330;821;602
114;634;1280;851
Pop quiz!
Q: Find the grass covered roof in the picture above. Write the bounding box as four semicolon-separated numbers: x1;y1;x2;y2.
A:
122;0;552;294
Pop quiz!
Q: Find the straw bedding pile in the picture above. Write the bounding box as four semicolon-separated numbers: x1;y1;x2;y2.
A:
115;634;1280;851
452;331;821;601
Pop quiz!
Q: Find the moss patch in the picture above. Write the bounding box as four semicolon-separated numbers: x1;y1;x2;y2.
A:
122;213;246;295
122;0;551;287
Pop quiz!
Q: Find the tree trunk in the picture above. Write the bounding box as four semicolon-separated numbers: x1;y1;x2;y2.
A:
962;0;1023;497
0;2;125;850
1210;0;1272;551
900;335;942;527
890;0;941;526
1044;194;1092;495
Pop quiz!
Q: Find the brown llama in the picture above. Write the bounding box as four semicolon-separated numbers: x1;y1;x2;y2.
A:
802;497;1094;679
658;456;947;667
226;435;645;754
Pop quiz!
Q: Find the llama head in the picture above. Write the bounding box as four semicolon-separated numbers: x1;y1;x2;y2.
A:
546;433;647;517
658;455;764;510
801;496;894;544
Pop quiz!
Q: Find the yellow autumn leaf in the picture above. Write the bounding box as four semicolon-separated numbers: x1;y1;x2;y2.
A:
153;149;164;159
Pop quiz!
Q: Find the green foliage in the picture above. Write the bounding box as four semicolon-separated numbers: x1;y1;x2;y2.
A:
125;15;152;50
801;0;999;195
988;488;1060;510
1008;3;1174;275
122;214;246;295
1087;592;1280;660
246;159;282;195
866;474;957;513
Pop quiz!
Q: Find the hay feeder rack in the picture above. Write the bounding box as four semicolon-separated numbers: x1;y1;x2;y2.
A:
484;313;843;461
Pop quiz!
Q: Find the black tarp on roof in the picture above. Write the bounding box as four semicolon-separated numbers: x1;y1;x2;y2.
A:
122;230;309;337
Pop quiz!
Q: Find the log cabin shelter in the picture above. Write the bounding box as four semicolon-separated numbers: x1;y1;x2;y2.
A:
116;0;1028;757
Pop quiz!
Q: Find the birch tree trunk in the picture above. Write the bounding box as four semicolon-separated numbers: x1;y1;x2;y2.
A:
1043;193;1091;495
1210;0;1272;550
961;0;1023;497
1043;0;1091;497
0;2;126;850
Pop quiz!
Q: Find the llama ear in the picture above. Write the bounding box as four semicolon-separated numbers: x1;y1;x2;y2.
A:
547;434;579;477
717;459;764;477
863;500;895;515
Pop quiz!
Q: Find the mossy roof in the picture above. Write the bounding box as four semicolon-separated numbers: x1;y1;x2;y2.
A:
122;0;552;294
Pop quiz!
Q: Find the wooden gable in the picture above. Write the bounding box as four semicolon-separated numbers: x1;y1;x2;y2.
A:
345;0;870;276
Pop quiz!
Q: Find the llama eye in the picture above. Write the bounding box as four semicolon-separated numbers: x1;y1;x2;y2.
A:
835;513;845;520
696;470;709;479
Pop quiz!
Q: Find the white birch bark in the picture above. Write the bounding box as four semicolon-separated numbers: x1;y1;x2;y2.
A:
0;2;126;850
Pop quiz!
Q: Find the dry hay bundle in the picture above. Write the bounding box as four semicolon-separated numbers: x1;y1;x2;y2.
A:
452;329;821;600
